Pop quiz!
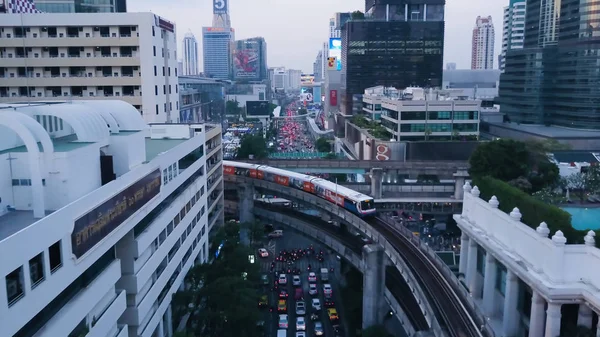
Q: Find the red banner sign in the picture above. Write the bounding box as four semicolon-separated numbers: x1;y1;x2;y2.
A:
330;90;337;106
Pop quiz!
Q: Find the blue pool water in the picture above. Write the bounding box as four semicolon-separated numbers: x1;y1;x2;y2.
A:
561;207;600;230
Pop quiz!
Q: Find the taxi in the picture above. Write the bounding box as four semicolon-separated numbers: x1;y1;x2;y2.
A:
278;299;287;312
258;295;268;308
327;308;339;321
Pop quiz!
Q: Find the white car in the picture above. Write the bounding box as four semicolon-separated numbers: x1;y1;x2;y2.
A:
308;272;317;282
292;275;301;287
312;298;321;311
279;314;289;328
296;332;306;337
309;283;318;296
296;316;306;331
279;274;287;285
258;248;269;258
314;321;324;336
296;301;306;315
323;284;333;298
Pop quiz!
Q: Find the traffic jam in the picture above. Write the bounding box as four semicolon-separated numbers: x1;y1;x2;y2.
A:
275;104;315;154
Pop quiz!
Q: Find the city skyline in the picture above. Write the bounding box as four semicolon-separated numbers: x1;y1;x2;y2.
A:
128;0;507;73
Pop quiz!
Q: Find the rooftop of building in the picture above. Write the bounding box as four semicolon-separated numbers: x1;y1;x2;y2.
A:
443;69;501;84
487;122;600;139
363;86;482;102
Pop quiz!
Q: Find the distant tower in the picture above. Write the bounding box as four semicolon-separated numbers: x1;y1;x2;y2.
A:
182;32;199;75
212;0;231;28
471;16;495;69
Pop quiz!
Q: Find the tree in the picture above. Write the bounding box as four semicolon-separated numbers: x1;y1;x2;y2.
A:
315;137;331;152
451;129;460;140
236;134;268;160
567;172;588;203
241;220;264;246
362;325;392;337
226;100;241;116
424;127;432;141
585;164;600;194
469;139;531;182
351;10;365;20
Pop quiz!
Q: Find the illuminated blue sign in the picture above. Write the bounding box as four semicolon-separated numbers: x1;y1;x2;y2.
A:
328;38;342;71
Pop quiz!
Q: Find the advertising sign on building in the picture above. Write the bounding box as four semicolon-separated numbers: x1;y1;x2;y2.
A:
301;74;315;85
328;38;342;71
71;169;162;258
246;101;270;116
327;57;337;70
234;40;260;80
330;90;338;106
301;87;314;102
213;0;228;14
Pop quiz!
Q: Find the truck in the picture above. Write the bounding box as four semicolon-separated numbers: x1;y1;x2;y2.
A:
320;268;329;282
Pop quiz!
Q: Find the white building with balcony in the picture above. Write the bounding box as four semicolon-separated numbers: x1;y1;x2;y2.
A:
456;183;600;337
0;13;180;123
0;100;224;337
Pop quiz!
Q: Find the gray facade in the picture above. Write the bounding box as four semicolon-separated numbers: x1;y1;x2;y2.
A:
202;27;234;80
178;76;226;123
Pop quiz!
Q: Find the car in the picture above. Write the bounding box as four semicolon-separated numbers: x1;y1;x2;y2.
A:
278;274;287;285
258;295;268;308
296;301;306;315
279;289;289;298
324;299;335;308
295;288;303;300
323;284;333;298
296;316;306;331
308;283;318;296
268;230;283;238
308;272;317;282
260;274;269;285
278;299;287;312
295;332;306;337
314;321;324;336
258;248;269;258
292;275;301;287
279;314;289;328
327;308;339;321
311;298;321;311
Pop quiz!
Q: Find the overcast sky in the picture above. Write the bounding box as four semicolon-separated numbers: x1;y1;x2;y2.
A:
129;0;507;73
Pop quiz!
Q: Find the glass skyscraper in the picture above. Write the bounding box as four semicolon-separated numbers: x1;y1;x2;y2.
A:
34;0;126;13
202;27;234;80
499;0;600;129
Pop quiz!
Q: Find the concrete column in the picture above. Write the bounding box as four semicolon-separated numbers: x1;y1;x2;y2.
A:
459;232;469;276
238;184;254;223
157;319;165;337
529;292;546;337
466;239;478;293
482;253;497;315
577;304;593;329
166;304;174;337
453;170;470;200
544;303;562;337
362;244;385;329
502;270;519;337
370;168;383;199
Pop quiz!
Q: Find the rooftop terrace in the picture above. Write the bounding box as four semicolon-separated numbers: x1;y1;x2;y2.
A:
0;211;52;242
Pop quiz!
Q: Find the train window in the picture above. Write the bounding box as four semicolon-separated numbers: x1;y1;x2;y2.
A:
361;200;375;210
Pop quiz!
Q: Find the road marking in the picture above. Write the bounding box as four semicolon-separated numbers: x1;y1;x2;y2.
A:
268;240;276;254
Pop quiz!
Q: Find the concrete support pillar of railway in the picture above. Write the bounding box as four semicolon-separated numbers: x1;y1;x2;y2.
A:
370;168;383;199
528;292;546;337
578;304;593;329
362;244;386;329
465;239;478;293
458;232;469;277
544;303;562;337
482;252;497;315
238;184;255;224
502;270;520;337
453;170;470;200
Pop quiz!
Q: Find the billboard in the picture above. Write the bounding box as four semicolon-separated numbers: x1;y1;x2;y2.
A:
330;90;338;106
71;169;162;258
301;74;315;85
328;38;342;71
246;100;270;116
327;57;337;70
213;0;228;14
301;87;314;102
234;40;260;80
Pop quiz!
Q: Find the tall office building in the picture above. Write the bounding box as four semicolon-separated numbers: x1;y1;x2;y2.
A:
232;37;268;81
0;100;223;337
313;50;324;81
203;0;234;80
0;13;180;123
329;12;352;38
182;32;199;76
342;0;445;114
471;16;495;69
499;0;526;71
499;0;600;129
287;69;302;91
272;67;287;91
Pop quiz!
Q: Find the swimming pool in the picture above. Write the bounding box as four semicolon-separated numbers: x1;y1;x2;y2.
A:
561;207;600;230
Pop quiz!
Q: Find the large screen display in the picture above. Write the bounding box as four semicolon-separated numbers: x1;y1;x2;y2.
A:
234;40;260;80
301;74;315;85
301;87;314;102
328;38;342;71
246;101;270;116
213;0;228;14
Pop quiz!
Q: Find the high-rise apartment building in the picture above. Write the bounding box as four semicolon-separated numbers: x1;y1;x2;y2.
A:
342;0;445;114
287;69;302;91
499;0;526;71
182;32;199;76
202;0;234;80
272;67;287;91
499;0;600;129
0;100;223;337
0;13;180;123
471;16;495;69
232;37;268;81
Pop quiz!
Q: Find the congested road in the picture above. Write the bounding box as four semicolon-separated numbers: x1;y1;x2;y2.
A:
258;229;346;337
274;103;316;154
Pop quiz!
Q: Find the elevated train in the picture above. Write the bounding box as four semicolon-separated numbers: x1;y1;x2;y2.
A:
223;161;376;217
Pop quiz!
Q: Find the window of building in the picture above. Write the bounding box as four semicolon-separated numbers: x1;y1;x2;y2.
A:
175;68;178;76
174;213;180;227
29;253;45;288
428;111;452;120
167;221;174;235
187;224;192;236
153;46;156;56
453;111;478;120
495;264;507;296
162;67;165;76
6;266;25;306
169;85;171;94
49;241;62;273
201;185;205;196
163;169;168;185
168;68;171;76
155;85;158;95
201;225;206;237
154;66;157;76
476;248;485;274
156;105;159;115
400;111;427;120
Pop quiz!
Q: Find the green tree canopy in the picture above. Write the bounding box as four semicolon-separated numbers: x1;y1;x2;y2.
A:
226;100;241;116
236;134;268;160
315;137;331;152
351;10;365;20
298;108;308;115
